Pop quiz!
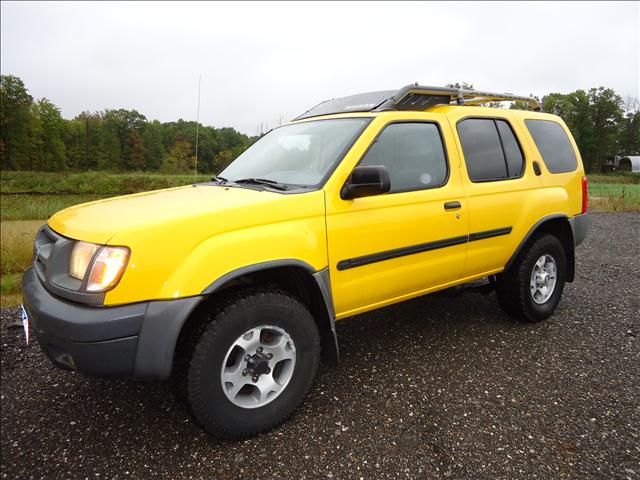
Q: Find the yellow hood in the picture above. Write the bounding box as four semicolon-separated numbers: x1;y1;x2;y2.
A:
48;185;299;244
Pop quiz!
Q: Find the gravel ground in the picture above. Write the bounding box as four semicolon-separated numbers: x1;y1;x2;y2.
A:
1;212;639;480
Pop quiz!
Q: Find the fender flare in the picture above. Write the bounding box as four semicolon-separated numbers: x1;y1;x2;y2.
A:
202;259;339;365
503;213;580;282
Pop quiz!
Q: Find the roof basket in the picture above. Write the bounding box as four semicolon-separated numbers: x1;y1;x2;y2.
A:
374;84;540;112
294;84;540;120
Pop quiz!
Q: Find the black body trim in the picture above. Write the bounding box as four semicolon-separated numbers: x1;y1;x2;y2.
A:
22;267;202;379
569;213;589;247
336;226;513;271
469;227;513;242
201;260;339;366
202;259;317;294
503;214;568;271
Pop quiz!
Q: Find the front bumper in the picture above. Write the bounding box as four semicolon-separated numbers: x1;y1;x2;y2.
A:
22;268;201;379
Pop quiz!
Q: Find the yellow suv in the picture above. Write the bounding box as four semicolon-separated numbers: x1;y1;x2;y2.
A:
22;85;589;439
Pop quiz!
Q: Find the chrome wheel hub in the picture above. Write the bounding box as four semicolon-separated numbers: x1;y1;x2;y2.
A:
220;325;296;408
530;254;557;304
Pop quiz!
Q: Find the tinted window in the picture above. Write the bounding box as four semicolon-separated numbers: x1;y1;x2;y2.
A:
458;119;507;181
525;119;577;173
496;120;524;177
458;118;525;181
359;122;447;192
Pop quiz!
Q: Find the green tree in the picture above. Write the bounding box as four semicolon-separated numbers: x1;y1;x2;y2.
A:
618;98;640;155
141;120;165;170
541;90;596;171
0;75;34;169
27;103;44;170
73;112;104;170
161;139;193;173
588;87;624;172
212;149;234;173
65;118;87;169
129;130;147;170
30;98;68;171
98;121;121;170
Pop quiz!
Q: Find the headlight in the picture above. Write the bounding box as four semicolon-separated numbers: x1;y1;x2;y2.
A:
86;246;129;292
70;241;99;280
69;242;129;292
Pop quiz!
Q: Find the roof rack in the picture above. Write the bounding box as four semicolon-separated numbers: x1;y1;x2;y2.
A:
375;84;540;111
295;84;540;120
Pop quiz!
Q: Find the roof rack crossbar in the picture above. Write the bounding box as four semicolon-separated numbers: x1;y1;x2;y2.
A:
374;84;540;111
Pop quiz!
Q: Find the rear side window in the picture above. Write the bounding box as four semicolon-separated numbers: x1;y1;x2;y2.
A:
457;118;524;181
359;122;448;192
525;119;577;173
496;120;524;177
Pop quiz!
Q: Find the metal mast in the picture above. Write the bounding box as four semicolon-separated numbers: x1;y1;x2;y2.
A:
194;74;201;178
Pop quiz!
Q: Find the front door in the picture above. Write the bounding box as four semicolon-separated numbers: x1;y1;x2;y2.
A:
325;117;469;318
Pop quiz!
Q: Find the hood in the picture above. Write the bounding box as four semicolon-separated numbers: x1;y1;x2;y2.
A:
48;185;315;245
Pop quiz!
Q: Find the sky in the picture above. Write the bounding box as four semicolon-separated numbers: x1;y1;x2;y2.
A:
1;1;639;135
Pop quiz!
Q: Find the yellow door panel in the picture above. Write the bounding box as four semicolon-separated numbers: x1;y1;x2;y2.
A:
446;110;543;277
324;114;468;317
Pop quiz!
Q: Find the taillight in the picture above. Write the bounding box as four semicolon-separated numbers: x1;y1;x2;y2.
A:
581;176;588;214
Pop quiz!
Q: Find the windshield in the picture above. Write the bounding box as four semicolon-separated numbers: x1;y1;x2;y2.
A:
219;118;369;188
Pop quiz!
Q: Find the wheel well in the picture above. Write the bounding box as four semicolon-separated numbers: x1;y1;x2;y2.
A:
175;266;338;371
509;216;575;282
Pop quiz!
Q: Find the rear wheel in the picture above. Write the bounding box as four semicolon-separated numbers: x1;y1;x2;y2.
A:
187;288;320;439
496;234;566;323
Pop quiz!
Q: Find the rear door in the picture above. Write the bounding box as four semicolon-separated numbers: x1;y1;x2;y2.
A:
449;110;537;277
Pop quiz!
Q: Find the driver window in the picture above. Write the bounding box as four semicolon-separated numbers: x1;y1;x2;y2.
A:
359;122;448;192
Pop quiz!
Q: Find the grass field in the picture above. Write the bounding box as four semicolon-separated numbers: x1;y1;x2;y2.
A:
0;194;107;221
0;172;212;306
0;170;211;195
588;183;640;212
0;170;638;307
0;220;42;307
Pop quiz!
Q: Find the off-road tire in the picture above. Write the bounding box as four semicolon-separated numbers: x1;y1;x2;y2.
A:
187;287;320;439
496;234;566;323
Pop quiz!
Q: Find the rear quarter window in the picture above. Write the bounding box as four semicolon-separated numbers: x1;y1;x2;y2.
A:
525;119;577;173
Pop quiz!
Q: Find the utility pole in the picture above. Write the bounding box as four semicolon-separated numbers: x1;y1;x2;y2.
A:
194;74;201;179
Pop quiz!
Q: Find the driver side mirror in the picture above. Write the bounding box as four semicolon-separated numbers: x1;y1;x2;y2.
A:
341;165;391;200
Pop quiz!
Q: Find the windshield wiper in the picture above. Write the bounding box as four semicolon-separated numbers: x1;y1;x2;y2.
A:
233;178;289;191
211;175;228;184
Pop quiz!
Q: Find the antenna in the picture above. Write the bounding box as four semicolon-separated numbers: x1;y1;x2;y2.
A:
194;74;201;179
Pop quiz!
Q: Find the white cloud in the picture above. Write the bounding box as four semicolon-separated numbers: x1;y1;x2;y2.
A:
2;1;638;134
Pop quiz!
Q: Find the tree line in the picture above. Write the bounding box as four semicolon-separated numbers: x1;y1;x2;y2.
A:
510;88;639;172
2;75;639;174
0;75;256;174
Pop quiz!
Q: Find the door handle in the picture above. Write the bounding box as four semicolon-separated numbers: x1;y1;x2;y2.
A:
444;201;461;210
533;161;542;176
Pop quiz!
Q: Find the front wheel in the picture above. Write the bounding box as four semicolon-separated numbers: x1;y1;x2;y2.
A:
187;288;321;439
496;234;567;323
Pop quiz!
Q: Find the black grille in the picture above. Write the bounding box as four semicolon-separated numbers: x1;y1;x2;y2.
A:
34;225;64;284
